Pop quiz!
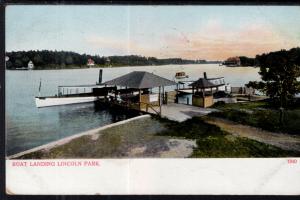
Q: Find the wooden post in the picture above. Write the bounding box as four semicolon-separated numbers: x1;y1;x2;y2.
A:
176;84;179;103
139;89;141;110
202;88;205;108
115;85;117;100
165;91;168;105
159;86;161;116
162;86;165;104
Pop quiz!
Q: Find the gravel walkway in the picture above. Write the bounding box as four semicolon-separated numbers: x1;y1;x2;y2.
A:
205;117;300;152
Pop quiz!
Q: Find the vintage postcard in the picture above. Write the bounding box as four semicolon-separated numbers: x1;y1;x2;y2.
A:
5;4;300;195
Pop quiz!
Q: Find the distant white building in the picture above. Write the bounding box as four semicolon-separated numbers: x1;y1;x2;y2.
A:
87;58;95;67
28;60;34;70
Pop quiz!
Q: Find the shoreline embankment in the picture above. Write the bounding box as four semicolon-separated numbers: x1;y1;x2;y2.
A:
7;115;150;159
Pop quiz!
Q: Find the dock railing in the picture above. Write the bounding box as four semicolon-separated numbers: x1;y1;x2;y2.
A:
140;102;161;116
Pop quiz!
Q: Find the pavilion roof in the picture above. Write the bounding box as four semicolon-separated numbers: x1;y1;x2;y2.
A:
188;78;217;88
104;71;176;89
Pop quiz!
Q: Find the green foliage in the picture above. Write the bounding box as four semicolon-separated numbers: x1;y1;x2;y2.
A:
247;48;300;108
14;59;23;68
212;101;226;107
5;50;202;69
210;109;253;124
156;116;225;139
239;56;256;66
209;103;300;135
156;116;298;157
192;136;298;158
212;101;268;110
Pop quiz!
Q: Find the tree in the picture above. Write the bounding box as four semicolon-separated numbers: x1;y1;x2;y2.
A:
6;61;13;69
247;49;300;123
14;59;23;68
65;55;73;65
33;54;44;66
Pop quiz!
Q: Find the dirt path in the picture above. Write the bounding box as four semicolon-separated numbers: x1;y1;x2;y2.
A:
204;117;300;152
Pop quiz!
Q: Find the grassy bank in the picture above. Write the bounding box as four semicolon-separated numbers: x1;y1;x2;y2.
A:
15;114;299;159
16;116;197;159
156;116;299;157
210;101;300;135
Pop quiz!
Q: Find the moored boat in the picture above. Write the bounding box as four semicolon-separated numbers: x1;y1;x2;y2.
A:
35;95;98;108
175;71;189;79
35;69;114;108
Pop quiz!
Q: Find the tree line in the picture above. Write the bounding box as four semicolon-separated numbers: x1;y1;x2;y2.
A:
239;56;256;66
246;47;300;124
226;54;295;67
5;50;209;69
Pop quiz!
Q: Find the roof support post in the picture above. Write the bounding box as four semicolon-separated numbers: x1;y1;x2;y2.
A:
159;86;161;116
139;89;141;110
162;86;165;104
176;84;179;103
202;88;205;108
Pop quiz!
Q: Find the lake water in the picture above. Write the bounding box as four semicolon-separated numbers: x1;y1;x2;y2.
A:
6;64;260;155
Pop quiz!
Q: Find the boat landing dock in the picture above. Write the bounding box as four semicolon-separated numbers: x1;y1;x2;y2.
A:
142;103;217;122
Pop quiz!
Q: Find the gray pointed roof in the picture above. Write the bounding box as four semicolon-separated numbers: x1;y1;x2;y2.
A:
189;78;217;88
103;71;176;89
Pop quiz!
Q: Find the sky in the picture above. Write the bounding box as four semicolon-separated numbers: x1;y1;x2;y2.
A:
5;5;300;60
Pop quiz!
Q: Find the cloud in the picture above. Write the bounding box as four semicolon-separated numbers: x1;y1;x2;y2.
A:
160;22;298;60
85;20;299;60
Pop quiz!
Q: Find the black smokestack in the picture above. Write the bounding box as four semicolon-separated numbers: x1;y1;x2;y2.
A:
204;72;207;79
98;69;103;84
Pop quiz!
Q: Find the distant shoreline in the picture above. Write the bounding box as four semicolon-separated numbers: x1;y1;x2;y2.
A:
6;63;258;71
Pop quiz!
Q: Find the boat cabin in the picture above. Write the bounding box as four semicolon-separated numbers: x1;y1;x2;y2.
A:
175;71;189;79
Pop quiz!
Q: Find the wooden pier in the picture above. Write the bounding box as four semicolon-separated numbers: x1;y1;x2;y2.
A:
92;71;223;121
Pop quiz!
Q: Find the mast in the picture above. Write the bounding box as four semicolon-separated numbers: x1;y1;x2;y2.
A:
38;78;42;97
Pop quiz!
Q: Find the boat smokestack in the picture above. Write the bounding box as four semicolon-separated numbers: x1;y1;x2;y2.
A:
98;69;103;84
203;72;207;79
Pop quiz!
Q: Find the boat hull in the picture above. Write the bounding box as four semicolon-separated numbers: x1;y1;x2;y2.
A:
35;96;98;108
175;75;189;79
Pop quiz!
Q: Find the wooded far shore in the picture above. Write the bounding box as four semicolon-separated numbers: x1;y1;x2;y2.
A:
5;50;256;70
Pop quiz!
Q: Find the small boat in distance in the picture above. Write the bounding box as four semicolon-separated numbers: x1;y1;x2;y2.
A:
175;71;189;79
